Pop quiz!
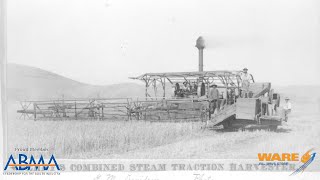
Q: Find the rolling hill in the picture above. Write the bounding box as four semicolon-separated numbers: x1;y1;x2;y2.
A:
6;63;145;101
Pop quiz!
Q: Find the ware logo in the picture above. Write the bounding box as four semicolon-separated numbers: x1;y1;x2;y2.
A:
4;154;60;171
258;152;299;161
257;149;316;175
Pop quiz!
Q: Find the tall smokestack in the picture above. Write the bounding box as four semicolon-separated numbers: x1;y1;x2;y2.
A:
195;36;205;72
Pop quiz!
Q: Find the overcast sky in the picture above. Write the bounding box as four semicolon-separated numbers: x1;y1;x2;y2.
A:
7;0;320;86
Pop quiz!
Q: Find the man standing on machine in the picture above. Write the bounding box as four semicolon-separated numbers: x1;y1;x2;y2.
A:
209;83;220;118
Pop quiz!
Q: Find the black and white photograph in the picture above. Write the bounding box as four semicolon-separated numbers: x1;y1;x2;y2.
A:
1;0;320;179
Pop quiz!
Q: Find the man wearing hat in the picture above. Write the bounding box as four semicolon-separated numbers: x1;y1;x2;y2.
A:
283;97;292;122
241;68;251;98
208;83;220;118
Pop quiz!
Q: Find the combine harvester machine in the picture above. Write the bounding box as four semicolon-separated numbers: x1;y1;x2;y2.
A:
17;36;286;127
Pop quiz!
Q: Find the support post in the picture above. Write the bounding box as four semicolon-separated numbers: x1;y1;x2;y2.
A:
74;101;77;120
205;79;210;97
33;103;37;121
144;79;149;100
162;78;166;98
225;75;229;105
198;48;203;72
101;107;104;120
153;79;157;99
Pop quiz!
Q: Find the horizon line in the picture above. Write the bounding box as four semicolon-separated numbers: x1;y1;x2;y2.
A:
6;62;320;87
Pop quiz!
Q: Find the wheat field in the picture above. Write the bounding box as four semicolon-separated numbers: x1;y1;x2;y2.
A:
8;118;204;158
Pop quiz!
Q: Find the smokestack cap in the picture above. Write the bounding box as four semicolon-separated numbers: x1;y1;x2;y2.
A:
196;36;205;49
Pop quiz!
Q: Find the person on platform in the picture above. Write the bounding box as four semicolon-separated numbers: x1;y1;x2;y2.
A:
200;82;206;97
227;88;236;104
193;82;198;92
241;68;251;98
208;83;219;118
174;83;180;97
182;82;189;92
283;97;292;122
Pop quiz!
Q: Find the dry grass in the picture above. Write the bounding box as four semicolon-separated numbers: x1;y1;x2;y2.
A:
8;119;203;158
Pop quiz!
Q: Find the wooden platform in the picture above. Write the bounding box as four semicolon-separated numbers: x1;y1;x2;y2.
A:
236;98;260;120
208;104;236;126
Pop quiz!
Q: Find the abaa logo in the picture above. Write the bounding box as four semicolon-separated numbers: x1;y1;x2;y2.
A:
4;154;60;171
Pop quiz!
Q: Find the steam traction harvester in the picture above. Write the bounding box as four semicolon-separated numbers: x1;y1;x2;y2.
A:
17;36;286;130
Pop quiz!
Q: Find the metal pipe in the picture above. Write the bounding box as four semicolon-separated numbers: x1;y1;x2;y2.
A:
196;36;205;72
199;48;203;72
